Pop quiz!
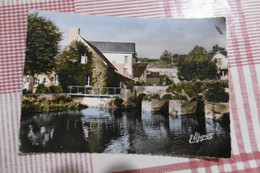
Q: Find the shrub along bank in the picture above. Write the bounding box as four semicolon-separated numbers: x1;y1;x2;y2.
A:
166;80;229;103
22;95;86;115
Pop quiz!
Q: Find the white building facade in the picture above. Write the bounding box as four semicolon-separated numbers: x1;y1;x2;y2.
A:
89;41;135;78
212;52;228;79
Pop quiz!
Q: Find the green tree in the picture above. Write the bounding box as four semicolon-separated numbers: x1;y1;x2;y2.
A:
211;44;225;53
186;46;208;61
177;45;218;81
160;50;173;63
25;12;62;93
205;81;229;102
177;60;218;81
56;41;93;92
138;57;157;63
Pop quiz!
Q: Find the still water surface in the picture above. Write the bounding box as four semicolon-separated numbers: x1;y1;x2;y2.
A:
20;108;230;157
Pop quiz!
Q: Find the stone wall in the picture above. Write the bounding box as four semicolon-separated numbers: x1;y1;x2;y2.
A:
121;89;136;107
142;99;168;112
205;102;229;119
169;100;197;115
134;86;168;97
146;77;160;85
142;100;160;112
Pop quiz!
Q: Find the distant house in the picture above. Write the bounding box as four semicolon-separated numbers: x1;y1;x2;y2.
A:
211;51;228;79
146;72;169;85
146;72;160;85
23;73;58;93
176;51;228;79
147;68;179;84
132;62;148;82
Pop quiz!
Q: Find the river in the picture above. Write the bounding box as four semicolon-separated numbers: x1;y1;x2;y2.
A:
19;108;231;158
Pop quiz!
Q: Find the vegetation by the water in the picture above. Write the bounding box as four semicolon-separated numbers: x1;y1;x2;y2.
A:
205;81;229;103
125;81;135;89
166;80;229;103
22;95;85;114
107;97;123;109
143;94;160;101
36;84;63;94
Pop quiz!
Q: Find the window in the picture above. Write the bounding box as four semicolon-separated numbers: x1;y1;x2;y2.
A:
125;56;128;64
53;74;58;85
217;59;222;66
81;53;88;64
43;78;48;85
26;76;29;82
85;76;91;86
124;68;127;76
34;78;40;86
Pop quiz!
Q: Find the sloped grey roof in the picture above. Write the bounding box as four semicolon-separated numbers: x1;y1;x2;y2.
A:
89;41;135;54
79;36;116;70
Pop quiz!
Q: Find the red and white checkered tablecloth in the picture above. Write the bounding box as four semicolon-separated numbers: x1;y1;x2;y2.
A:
0;0;260;172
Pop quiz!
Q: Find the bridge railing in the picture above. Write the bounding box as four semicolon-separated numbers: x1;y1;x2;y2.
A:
68;86;122;97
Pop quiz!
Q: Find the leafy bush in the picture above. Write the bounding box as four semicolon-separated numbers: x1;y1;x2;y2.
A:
136;80;145;86
53;95;72;103
125;81;135;89
108;97;123;108
177;59;218;81
166;82;187;99
183;81;204;98
22;89;32;94
205;82;229;103
172;94;187;100
36;84;48;94
101;88;107;94
167;80;229;102
143;94;160;101
21;95;80;114
159;76;172;86
48;85;63;93
21;100;37;114
166;82;184;93
114;98;123;108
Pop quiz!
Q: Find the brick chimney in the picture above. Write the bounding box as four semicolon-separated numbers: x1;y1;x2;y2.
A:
69;28;80;43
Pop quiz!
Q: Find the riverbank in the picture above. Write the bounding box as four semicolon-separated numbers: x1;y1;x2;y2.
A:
21;95;87;116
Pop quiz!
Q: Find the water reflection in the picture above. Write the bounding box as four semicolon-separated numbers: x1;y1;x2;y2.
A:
20;108;230;157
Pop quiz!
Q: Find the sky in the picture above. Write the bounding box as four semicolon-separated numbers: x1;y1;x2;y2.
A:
34;10;226;59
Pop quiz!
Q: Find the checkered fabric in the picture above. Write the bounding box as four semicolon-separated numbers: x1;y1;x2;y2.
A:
0;0;260;172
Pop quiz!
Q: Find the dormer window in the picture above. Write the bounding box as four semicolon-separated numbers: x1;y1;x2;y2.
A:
81;53;88;64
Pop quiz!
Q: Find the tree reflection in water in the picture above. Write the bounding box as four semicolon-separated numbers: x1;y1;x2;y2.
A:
20;108;230;158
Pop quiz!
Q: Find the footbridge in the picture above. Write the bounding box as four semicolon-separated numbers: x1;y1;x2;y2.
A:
68;86;122;98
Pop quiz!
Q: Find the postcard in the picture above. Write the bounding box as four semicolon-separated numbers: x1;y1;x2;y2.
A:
20;10;230;158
